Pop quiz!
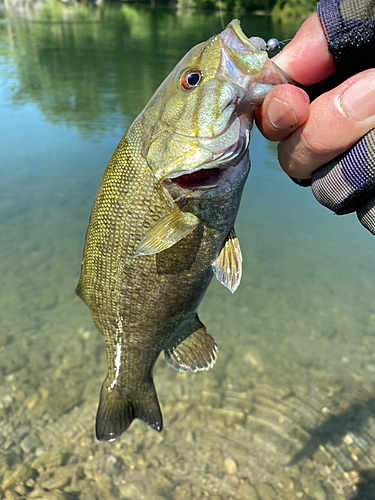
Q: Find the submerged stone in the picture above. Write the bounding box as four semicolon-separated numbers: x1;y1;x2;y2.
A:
236;483;259;500
224;458;237;475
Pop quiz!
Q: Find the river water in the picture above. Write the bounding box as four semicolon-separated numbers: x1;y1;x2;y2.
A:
1;3;375;500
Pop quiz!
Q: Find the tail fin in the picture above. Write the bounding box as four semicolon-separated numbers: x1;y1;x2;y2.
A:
95;381;163;441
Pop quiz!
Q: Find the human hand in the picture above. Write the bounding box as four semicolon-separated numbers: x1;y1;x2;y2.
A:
255;13;375;233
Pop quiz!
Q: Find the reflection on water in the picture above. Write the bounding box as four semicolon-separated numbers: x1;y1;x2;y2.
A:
1;4;375;500
0;3;302;137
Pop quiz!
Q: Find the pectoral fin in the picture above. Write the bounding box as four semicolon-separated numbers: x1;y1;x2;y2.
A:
165;315;217;372
212;228;242;293
135;207;200;256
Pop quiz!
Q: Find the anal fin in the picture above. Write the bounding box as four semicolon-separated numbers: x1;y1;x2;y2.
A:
212;227;242;293
96;380;163;441
135;207;200;256
165;315;217;372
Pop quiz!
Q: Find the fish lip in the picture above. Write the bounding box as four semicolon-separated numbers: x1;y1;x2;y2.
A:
220;19;266;51
226;20;251;46
217;21;290;90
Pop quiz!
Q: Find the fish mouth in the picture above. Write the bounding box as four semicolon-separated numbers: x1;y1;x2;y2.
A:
169;167;223;190
163;117;250;192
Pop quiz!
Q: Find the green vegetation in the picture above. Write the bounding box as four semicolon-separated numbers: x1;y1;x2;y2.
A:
0;4;305;137
1;0;317;17
175;0;315;17
271;0;316;18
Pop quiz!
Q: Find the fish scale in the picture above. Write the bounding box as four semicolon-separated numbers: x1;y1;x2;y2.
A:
77;19;289;441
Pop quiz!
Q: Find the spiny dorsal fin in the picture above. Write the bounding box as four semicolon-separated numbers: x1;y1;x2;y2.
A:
165;315;218;372
135;207;200;256
212;227;242;293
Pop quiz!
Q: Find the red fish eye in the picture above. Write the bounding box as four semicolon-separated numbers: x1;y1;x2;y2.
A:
180;69;203;90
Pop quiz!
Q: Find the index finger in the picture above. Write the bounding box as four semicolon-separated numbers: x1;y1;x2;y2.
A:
273;13;336;86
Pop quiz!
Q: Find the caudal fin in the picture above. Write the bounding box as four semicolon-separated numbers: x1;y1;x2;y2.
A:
95;381;163;441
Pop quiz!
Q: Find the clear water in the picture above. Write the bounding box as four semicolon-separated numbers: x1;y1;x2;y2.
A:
1;4;375;500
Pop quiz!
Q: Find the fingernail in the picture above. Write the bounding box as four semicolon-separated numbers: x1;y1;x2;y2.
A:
267;98;298;129
341;72;375;121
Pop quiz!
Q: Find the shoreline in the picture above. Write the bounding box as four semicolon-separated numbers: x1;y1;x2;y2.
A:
0;0;314;19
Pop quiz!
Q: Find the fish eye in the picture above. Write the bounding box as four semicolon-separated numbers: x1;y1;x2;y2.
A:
180;69;203;90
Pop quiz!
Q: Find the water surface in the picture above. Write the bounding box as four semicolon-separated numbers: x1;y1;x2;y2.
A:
1;4;375;500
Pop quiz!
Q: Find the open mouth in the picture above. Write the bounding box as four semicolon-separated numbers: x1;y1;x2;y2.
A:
169;168;222;190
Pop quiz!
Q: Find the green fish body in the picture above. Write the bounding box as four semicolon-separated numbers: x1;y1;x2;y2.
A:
77;20;288;441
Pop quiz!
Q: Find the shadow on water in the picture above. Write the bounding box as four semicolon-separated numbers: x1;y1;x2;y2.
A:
290;397;375;500
354;470;375;500
290;398;375;464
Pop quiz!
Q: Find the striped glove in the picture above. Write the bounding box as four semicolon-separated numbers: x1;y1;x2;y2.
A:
299;0;375;234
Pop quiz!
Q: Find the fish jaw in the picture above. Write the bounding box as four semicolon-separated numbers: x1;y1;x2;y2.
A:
217;19;290;88
146;20;289;186
217;20;291;112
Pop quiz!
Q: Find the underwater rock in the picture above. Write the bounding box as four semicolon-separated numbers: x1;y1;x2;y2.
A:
118;482;143;499
1;463;38;491
104;455;123;476
213;408;245;427
1;353;28;376
20;433;42;454
24;393;39;410
30;492;68;500
256;483;277;500
39;465;79;490
44;381;83;417
236;483;259;500
31;451;64;473
224;458;237;475
275;471;295;492
13;484;26;496
0;391;13;418
174;483;192;500
243;348;264;372
185;430;196;443
4;490;18;500
300;470;326;500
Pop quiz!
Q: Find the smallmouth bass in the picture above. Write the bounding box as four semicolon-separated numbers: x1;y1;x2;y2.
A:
77;20;288;441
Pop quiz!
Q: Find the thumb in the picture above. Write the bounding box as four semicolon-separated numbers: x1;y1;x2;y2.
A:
278;69;375;180
273;13;335;86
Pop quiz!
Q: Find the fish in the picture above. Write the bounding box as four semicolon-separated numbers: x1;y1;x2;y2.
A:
76;19;289;442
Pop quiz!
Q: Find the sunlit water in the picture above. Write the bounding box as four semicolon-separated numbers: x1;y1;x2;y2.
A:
1;4;375;500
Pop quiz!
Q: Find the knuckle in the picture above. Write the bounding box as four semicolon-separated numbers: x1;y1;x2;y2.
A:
299;121;335;157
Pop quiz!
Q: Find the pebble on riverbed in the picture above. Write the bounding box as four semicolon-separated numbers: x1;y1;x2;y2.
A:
236;482;259;500
224;458;237;474
1;464;38;491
